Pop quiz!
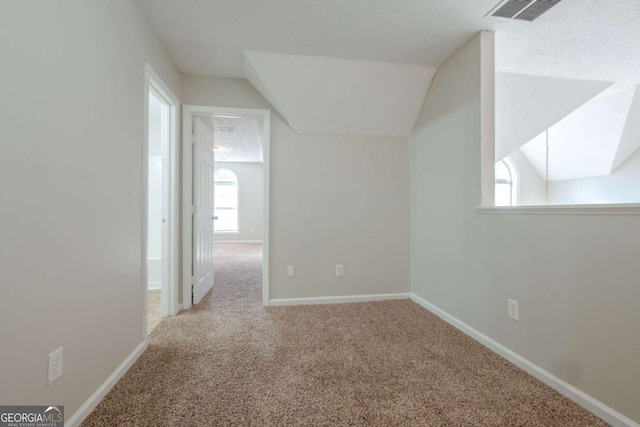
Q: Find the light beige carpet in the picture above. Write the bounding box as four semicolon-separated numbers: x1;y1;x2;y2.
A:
147;289;161;334
83;243;606;426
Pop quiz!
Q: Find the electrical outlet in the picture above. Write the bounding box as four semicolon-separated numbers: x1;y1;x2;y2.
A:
48;347;63;385
335;264;344;277
507;299;519;321
287;266;295;277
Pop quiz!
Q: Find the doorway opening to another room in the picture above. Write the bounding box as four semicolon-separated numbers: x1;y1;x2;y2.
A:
183;106;271;308
144;64;179;337
213;115;266;306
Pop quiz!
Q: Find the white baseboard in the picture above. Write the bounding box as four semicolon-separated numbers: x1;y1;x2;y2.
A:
269;292;410;306
65;341;148;427
409;293;639;427
215;240;263;244
147;283;161;290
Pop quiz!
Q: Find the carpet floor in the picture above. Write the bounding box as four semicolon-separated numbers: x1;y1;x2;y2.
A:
83;243;606;426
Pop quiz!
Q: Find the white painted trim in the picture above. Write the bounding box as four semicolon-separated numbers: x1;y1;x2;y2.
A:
147;283;161;290
181;108;194;310
409;293;639;427
477;203;640;215
480;31;496;207
143;64;180;342
215;240;263;244
262;109;271;307
183;105;271;309
269;293;410;306
65;341;147;427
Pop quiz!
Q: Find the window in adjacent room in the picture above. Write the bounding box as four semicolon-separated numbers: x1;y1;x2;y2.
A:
495;157;518;206
214;168;239;232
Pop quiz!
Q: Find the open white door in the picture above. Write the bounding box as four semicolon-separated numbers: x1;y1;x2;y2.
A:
192;116;215;304
183;105;270;309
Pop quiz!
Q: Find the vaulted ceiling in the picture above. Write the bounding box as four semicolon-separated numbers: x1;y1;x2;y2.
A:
138;0;640;139
244;51;435;137
498;77;640;181
138;0;640;82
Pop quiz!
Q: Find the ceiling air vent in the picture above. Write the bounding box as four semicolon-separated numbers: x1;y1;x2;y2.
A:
489;0;562;22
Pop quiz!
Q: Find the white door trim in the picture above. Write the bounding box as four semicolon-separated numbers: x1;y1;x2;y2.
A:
182;105;271;308
143;63;180;340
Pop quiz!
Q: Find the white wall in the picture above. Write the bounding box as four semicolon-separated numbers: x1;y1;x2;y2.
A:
410;32;640;424
549;147;640;204
182;75;410;300
508;149;546;206
214;162;264;242
148;113;163;288
0;0;181;421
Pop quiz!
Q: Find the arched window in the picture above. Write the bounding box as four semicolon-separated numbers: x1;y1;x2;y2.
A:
214;168;238;232
495;158;518;206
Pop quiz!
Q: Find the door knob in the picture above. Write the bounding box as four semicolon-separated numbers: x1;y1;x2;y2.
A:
213;216;219;220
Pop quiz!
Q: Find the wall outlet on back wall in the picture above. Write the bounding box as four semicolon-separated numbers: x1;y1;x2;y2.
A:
507;299;519;321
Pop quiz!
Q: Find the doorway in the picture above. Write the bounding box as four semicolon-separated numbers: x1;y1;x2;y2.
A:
212;115;266;306
182;106;271;308
144;64;179;337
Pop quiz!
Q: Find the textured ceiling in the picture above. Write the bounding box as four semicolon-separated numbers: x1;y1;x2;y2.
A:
244;51;435;137
138;0;640;82
496;0;640;82
137;0;500;78
201;115;264;163
496;72;611;160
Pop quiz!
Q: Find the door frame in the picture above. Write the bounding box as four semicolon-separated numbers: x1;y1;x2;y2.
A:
182;105;271;308
143;63;180;340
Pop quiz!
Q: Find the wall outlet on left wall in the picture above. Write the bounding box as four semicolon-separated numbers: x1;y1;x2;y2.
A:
48;347;63;385
507;299;519;321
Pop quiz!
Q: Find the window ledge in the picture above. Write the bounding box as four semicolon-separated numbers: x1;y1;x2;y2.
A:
214;231;240;234
476;203;640;215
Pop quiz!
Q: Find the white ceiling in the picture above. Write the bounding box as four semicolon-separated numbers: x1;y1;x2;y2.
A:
244;51;435;137
138;0;640;83
495;72;611;160
137;0;501;78
495;0;640;82
613;89;640;171
201;115;264;163
519;84;638;181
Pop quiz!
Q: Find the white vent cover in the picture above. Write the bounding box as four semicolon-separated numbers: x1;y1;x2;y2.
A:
489;0;562;21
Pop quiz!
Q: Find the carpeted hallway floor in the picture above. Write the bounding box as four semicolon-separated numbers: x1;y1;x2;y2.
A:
83;243;606;426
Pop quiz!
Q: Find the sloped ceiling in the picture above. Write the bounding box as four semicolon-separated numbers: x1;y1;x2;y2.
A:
519;84;638;181
244;51;436;137
495;73;612;161
612;88;640;171
138;0;640;83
